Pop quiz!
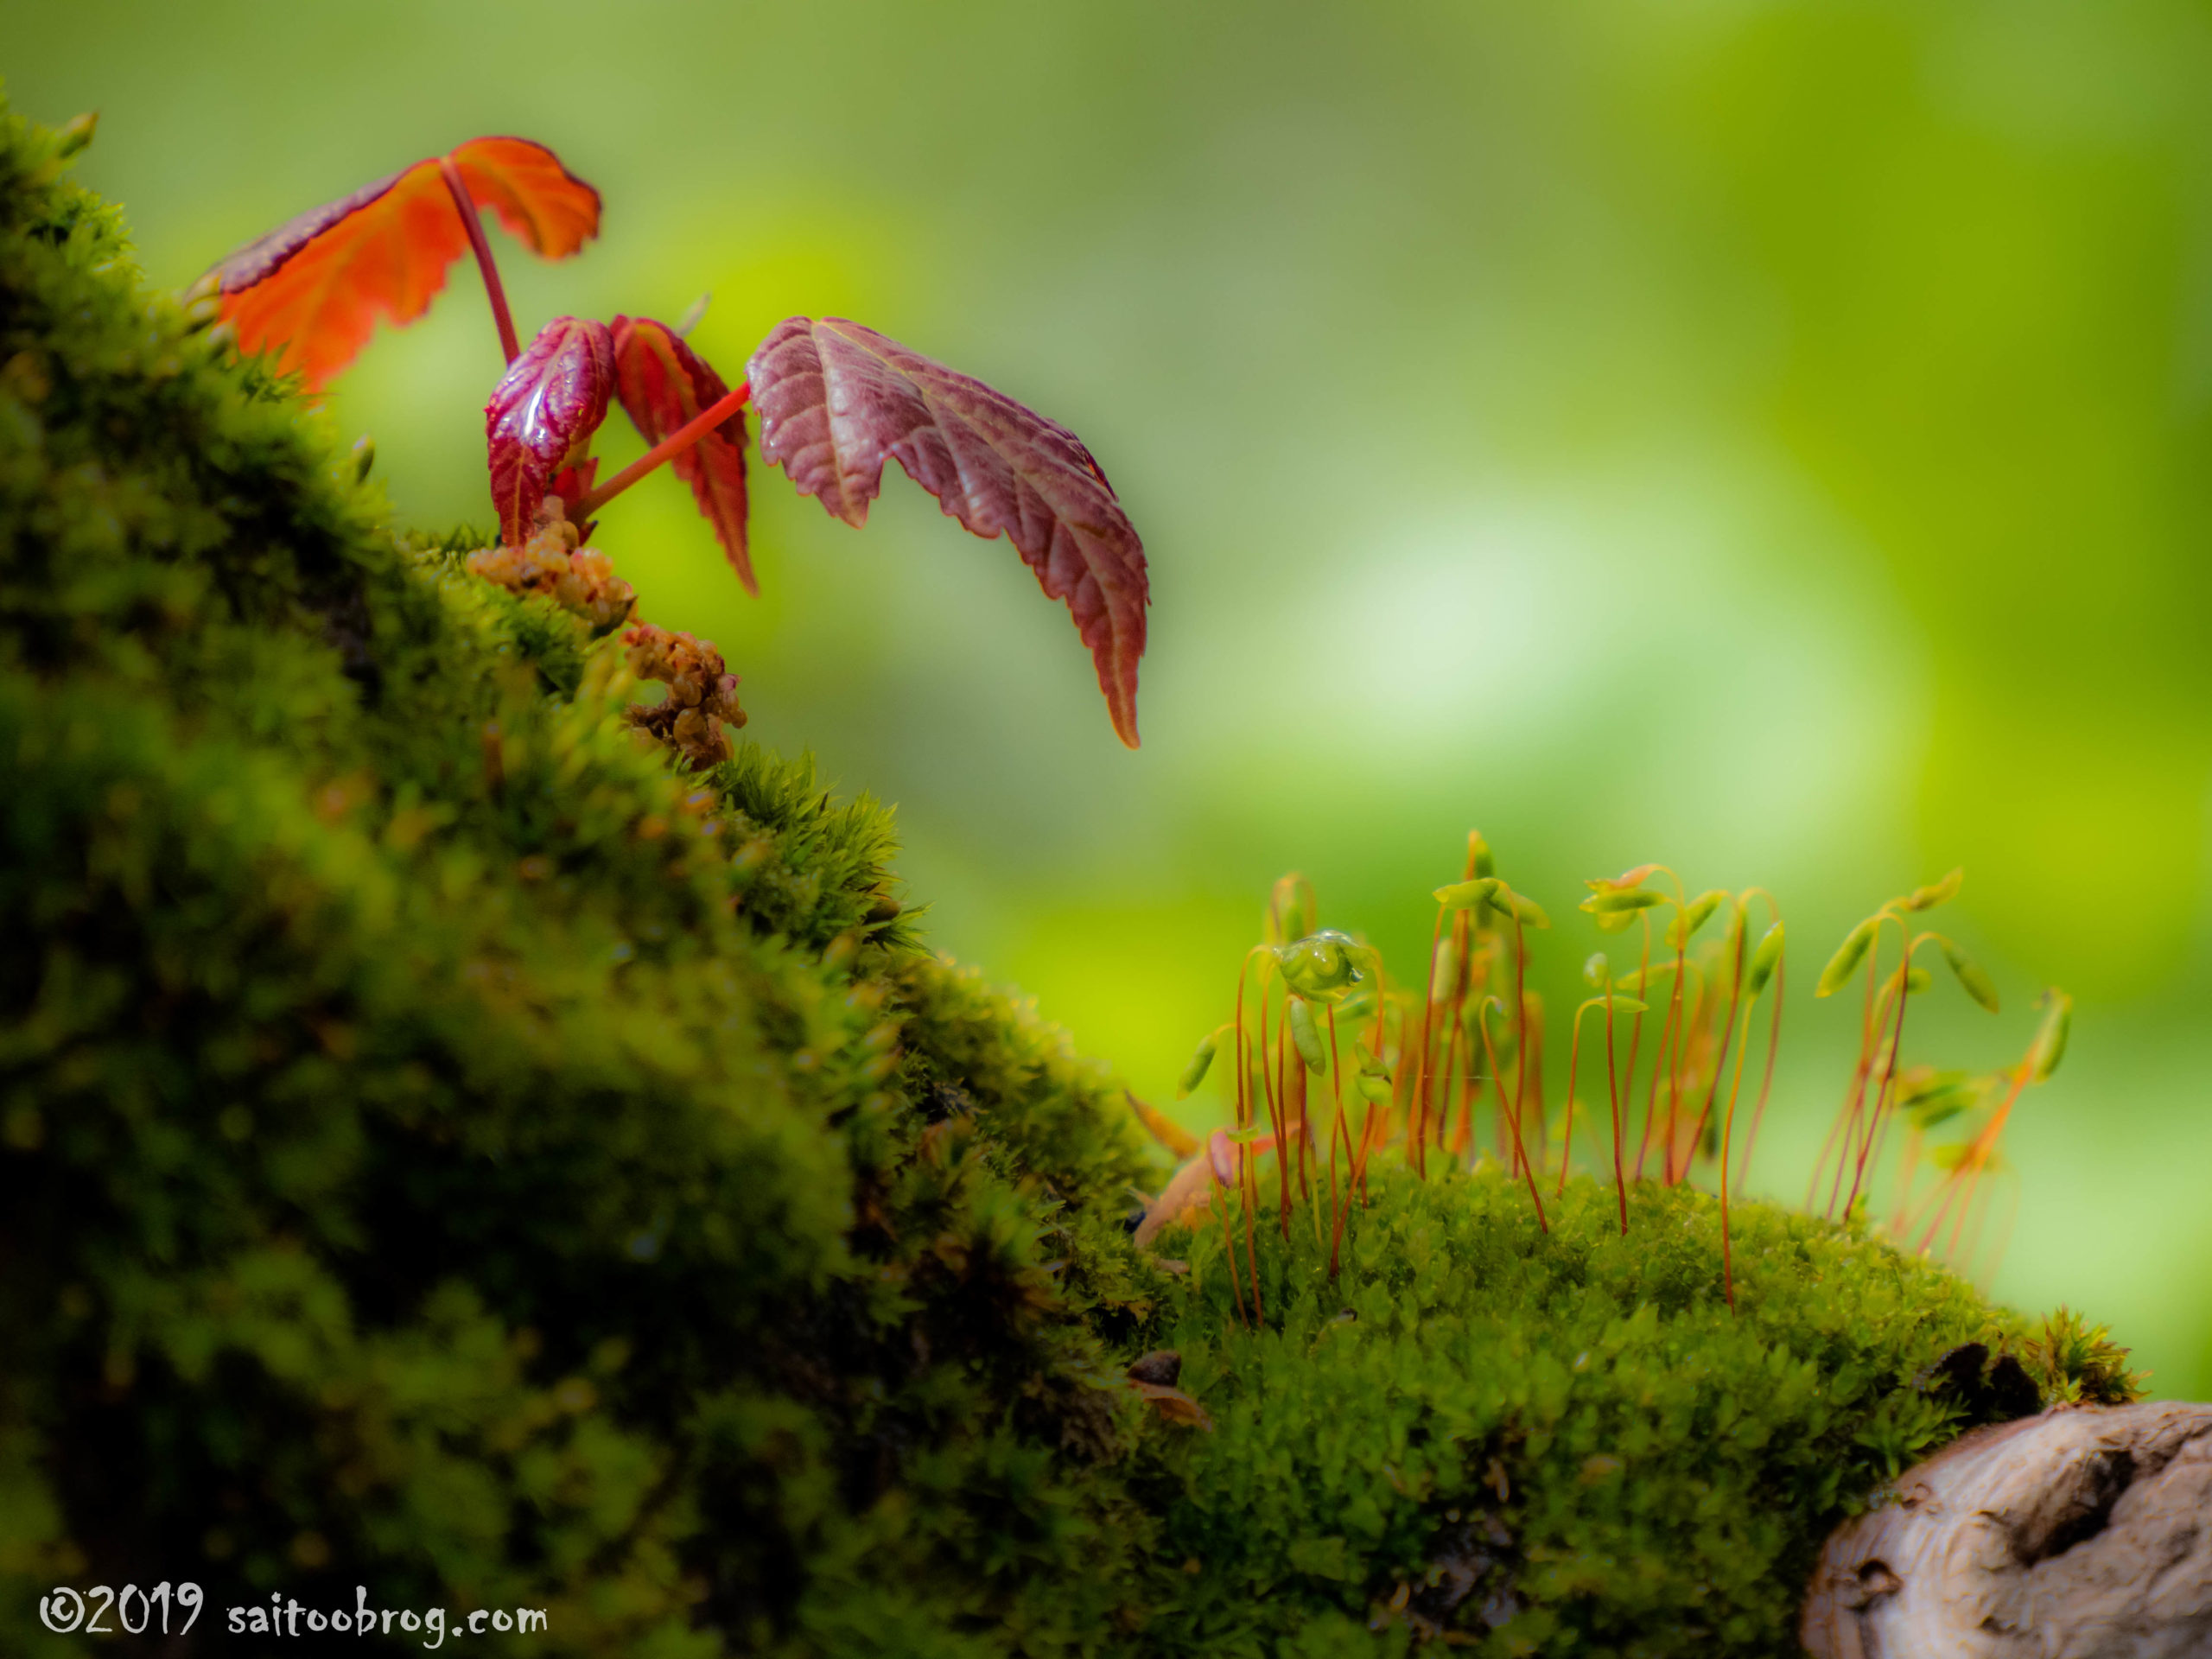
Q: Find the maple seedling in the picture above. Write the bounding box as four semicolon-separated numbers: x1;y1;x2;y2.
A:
205;137;1150;748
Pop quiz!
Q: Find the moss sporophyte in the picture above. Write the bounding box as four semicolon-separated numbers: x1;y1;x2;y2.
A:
0;102;2152;1655
1149;842;2074;1319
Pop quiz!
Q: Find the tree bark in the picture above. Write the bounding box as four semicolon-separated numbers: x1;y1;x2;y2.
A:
1803;1403;2212;1657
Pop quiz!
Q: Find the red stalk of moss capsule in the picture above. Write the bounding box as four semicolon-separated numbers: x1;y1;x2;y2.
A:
1325;1004;1353;1276
1256;982;1292;1211
1233;948;1259;1134
1633;887;1690;1183
1362;991;1408;1205
1605;973;1628;1234
1475;993;1548;1232
1912;1061;2030;1256
1841;963;1914;1221
1523;995;1548;1173
1618;913;1653;1185
1677;911;1747;1183
1718;960;1770;1309
1675;971;1726;1185
1408;906;1448;1176
1737;949;1785;1192
1840;960;1910;1221
1810;944;1876;1215
1268;997;1294;1236
1832;966;1896;1214
1559;998;1596;1200
1818;917;1904;1217
1509;907;1539;1190
1216;1187;1248;1328
1231;946;1268;1317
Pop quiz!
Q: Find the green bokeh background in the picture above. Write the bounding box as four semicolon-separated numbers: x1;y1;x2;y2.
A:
10;0;2210;1396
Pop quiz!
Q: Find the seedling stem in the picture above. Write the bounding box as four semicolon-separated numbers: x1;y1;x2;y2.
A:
435;159;521;365
575;382;753;520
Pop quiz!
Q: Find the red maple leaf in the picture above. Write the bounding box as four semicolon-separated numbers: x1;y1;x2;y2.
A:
212;137;599;389
747;318;1149;748
486;317;616;546
612;316;753;594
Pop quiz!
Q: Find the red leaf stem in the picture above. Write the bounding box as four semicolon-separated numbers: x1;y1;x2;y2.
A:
576;382;751;522
438;158;521;363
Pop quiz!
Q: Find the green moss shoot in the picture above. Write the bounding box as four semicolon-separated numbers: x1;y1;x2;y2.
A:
1128;1169;2036;1654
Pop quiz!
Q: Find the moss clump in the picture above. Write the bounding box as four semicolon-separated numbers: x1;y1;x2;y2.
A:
0;97;1162;1656
1126;1168;2065;1655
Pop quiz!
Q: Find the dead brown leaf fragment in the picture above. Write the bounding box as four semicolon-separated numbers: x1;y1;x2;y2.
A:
1125;1351;1211;1429
1129;1380;1213;1431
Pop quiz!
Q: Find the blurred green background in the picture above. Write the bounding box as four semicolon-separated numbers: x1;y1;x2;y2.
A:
10;0;2211;1395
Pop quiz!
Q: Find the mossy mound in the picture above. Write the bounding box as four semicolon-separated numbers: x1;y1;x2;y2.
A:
1128;1168;2044;1656
0;99;1163;1656
0;99;2119;1658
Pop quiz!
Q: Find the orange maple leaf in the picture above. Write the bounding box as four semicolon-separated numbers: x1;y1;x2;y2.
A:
213;137;600;390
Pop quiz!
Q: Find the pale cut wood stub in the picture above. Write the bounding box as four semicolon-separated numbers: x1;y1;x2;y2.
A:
1802;1403;2212;1658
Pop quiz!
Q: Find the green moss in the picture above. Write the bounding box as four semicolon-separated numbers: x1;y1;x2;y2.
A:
0;95;2132;1659
0;96;1157;1656
1125;1170;2040;1655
